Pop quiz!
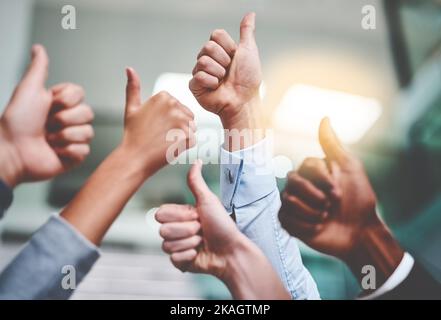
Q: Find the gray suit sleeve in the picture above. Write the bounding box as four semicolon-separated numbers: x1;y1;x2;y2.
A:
0;215;100;299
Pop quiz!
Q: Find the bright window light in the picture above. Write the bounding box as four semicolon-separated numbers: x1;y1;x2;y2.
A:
153;72;222;128
274;84;382;144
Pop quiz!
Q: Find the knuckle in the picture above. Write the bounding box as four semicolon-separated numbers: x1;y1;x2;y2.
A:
154;211;162;222
58;128;69;140
82;144;91;156
86;125;95;139
204;40;216;53
303;157;316;167
156;90;170;100
82;106;94;122
194;71;206;82
190;222;200;235
75;85;85;98
287;170;298;182
162;241;171;253
211;29;226;40
197;56;210;68
159;225;169;238
55;113;67;125
171;99;181;108
288;195;299;206
169;107;182;120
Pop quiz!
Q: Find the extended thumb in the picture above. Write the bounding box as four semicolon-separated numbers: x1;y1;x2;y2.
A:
187;159;212;203
318;117;347;163
21;44;48;88
125;67;141;113
239;12;256;46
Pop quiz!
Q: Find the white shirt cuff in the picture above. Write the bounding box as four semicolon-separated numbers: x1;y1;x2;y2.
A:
358;252;415;300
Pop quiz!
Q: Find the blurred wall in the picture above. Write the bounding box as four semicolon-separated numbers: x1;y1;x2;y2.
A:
0;0;33;109
31;0;398;114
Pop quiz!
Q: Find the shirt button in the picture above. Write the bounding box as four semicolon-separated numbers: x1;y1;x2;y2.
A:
227;169;234;184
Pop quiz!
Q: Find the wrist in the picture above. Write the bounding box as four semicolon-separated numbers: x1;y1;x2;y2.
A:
219;95;265;151
116;141;155;181
219;95;262;131
344;215;404;291
0;123;24;188
219;234;254;280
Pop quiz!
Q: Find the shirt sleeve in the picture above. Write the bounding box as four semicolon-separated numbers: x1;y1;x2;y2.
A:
0;180;13;220
358;252;415;300
0;215;100;299
220;138;320;299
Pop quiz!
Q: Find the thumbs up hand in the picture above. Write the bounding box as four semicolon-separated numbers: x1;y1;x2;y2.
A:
120;68;196;178
0;45;94;187
279;118;379;260
156;160;290;299
189;13;262;129
156;160;243;278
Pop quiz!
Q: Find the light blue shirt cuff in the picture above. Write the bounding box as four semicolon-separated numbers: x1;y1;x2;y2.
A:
220;138;277;212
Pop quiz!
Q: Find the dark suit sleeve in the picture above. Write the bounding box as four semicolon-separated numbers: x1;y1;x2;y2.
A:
0;180;13;219
378;262;441;300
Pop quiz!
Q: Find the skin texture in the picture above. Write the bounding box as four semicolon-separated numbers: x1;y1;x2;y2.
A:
279;117;404;293
189;12;263;151
61;68;196;245
0;45;94;187
157;13;290;299
156;160;290;300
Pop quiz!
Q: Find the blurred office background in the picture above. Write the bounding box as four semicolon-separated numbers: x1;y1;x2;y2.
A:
0;0;440;299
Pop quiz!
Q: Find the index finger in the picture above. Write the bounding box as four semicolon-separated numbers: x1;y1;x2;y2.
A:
209;29;237;57
51;83;85;109
155;204;199;223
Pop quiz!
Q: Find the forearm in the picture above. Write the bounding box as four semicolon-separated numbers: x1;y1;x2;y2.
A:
61;145;149;245
345;219;404;292
221;236;290;300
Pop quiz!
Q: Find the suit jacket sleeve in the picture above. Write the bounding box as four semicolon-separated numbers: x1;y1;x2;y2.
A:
379;262;441;300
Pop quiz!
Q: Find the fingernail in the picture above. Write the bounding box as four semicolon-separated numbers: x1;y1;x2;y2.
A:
322;211;328;219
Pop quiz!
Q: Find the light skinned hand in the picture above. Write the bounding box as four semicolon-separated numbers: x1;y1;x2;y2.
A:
155;159;244;278
189;12;262;127
121;68;196;177
60;68;196;245
156;160;290;299
0;44;94;187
